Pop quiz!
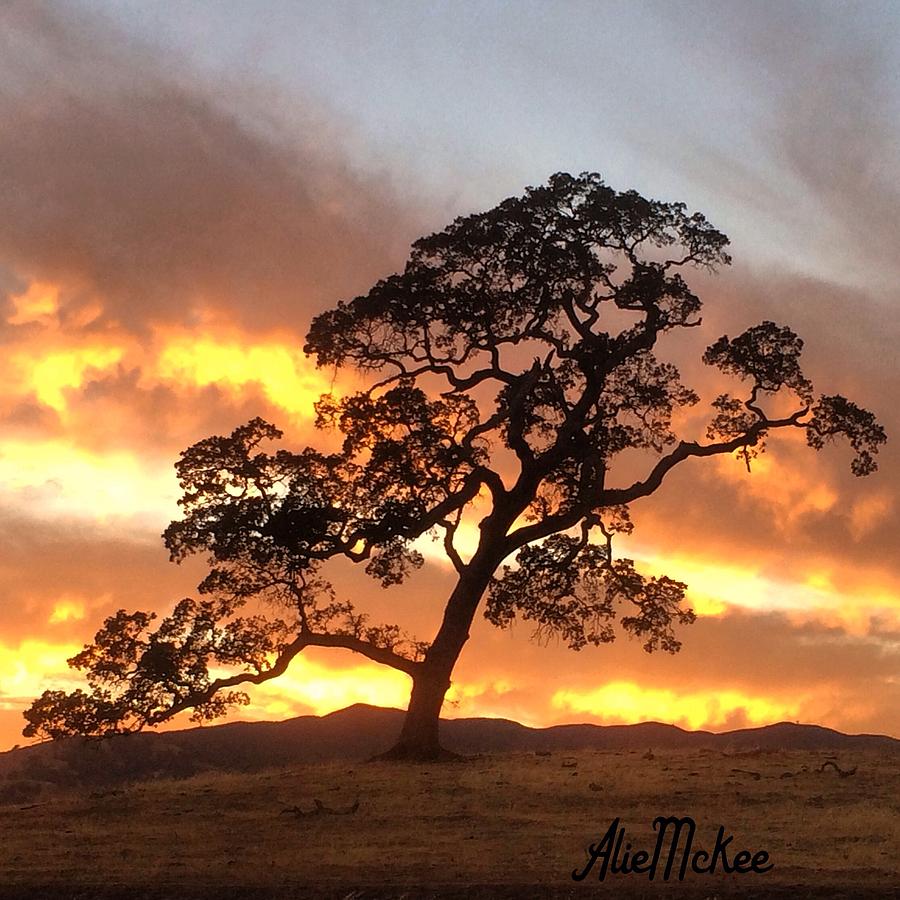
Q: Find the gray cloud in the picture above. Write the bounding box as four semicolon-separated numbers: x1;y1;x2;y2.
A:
649;2;900;294
0;2;420;335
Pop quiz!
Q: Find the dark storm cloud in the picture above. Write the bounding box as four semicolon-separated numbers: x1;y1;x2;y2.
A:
0;2;419;334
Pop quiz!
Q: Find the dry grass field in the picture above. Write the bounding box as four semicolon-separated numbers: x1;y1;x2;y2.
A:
0;747;897;898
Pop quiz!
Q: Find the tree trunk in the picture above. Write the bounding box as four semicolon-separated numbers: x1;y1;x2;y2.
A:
374;556;500;762
374;665;456;761
371;506;519;762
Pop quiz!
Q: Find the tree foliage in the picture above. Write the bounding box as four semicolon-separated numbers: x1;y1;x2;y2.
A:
24;172;885;744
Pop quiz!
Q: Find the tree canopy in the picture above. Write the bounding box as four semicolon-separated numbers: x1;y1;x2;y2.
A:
24;172;885;757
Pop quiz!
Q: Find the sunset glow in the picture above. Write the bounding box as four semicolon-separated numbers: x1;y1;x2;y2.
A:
552;681;800;731
155;331;338;420
248;655;413;719
0;639;83;709
7;281;60;326
0;437;177;523
1;0;898;754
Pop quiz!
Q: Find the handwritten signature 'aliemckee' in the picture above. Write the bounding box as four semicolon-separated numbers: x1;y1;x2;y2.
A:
572;815;774;882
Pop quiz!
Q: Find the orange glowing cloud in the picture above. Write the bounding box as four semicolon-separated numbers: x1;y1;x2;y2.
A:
4;293;340;425
6;281;60;326
552;681;800;731
631;543;900;633
0;638;84;711
4;283;129;413
47;598;87;625
153;329;343;420
20;346;126;412
711;437;839;527
0;289;363;527
849;492;893;540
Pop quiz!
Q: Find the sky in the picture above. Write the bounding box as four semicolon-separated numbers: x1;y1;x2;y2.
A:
1;0;899;749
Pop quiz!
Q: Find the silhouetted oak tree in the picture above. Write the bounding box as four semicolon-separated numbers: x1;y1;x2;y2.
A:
24;173;885;759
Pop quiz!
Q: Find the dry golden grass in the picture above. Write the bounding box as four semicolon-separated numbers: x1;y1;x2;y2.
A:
0;748;897;897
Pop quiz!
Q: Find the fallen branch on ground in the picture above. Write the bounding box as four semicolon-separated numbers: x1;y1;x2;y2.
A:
780;765;810;778
280;797;360;818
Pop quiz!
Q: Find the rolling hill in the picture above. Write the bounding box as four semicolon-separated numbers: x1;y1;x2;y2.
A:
1;703;896;790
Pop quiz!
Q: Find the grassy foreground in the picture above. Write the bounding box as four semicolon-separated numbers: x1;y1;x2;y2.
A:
0;748;897;898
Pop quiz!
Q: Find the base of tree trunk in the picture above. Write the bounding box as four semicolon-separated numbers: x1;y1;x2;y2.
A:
367;742;464;763
376;669;460;762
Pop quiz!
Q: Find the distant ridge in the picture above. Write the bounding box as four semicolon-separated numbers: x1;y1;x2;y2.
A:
1;704;897;789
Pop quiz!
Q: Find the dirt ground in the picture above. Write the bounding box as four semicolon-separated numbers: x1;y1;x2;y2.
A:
0;748;897;898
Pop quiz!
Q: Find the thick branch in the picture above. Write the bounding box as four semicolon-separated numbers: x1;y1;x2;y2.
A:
503;506;585;556
603;411;807;505
413;466;504;534
303;632;421;674
438;517;467;574
153;630;419;725
504;410;807;552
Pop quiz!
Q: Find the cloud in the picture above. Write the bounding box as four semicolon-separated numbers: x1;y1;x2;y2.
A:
551;681;798;732
620;266;900;618
644;2;900;295
0;1;419;335
0;514;202;642
764;15;900;291
449;608;900;736
2;508;899;748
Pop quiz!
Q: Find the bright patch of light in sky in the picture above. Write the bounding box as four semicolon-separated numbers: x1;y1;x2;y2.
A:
552;680;801;731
